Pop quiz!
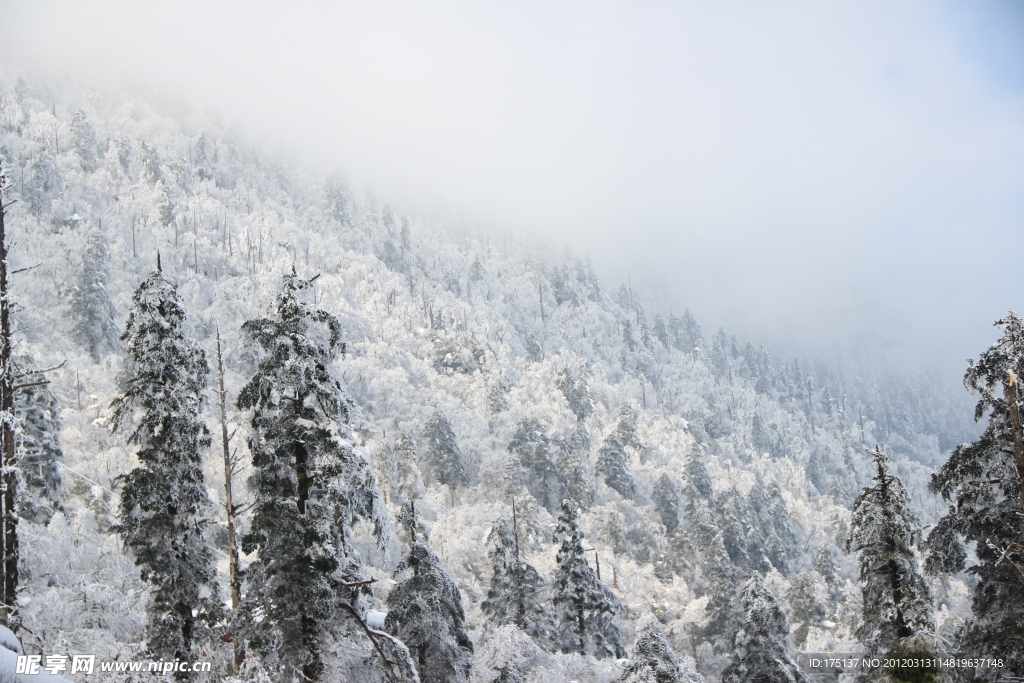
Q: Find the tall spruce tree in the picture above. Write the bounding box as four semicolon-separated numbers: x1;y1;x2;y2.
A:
556;366;594;421
557;422;595;508
481;518;554;647
110;266;221;666
847;447;934;660
70;109;100;172
721;573;808;683
238;271;384;682
385;511;473;683
925;312;1024;676
551;499;624;658
68;230;118;362
652;473;680;535
620;622;701;683
700;534;744;654
596;433;636;500
683;445;714;507
13;356;64;525
507;418;562;511
421;411;469;493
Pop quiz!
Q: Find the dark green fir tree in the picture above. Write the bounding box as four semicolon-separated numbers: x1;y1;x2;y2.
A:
620;622;699;683
110;265;221;668
925;311;1024;678
551;499;624;658
848;446;938;681
721;573;808;683
68;230;118;362
386;506;473;683
421;411;469;494
481;518;554;647
238;271;384;682
596;433;635;500
13;356;64;525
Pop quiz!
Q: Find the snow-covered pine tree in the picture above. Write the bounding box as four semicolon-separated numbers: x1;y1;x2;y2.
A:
237;271;384;682
683;445;714;507
507;418;562;511
13;356;64;525
70;109;99;172
421;411;469;494
614;403;642;450
385;512;473;683
115;133;133;177
596;433;636;500
925;311;1024;676
68;230;118;362
24;139;60;217
481;518;554;647
556;366;593;421
652;473;680;535
394;432;424;503
557;421;595;508
720;573;808;683
551;499;624;658
700;534;744;654
110;266;221;667
846;446;934;660
193;133;215;181
139;139;162;185
620;622;702;683
786;570;827;647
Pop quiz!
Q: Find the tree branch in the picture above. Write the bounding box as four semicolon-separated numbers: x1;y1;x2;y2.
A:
338;601;399;683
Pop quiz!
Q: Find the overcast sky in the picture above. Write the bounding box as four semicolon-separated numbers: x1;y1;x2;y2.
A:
3;1;1023;377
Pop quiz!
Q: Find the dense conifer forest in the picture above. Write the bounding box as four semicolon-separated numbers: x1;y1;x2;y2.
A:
0;73;1020;683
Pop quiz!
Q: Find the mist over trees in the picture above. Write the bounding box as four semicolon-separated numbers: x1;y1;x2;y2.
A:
0;73;1015;683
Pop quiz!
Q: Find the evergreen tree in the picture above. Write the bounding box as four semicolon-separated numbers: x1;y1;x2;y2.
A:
614;403;642;450
394;432;423;504
385;518;473;683
24;140;60;216
620;622;701;683
557;422;595;509
925;312;1024;676
597;433;636;500
237;271;384;682
110;267;221;666
652;473;680;535
421;411;469;493
683;446;714;507
786;570;827;647
115;133;133;177
139;139;162;185
13;356;63;525
556;366;594;421
721;573;808;683
847;447;934;659
68;230;118;362
507;418;562;511
700;535;743;654
481;518;554;646
670;309;704;353
487;380;509;414
70;109;99;172
193;133;215;180
551;499;624;658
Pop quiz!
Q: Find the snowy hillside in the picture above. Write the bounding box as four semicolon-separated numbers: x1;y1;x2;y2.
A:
0;73;986;682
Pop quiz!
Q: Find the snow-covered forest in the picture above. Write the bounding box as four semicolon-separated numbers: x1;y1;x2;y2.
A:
0;72;1021;683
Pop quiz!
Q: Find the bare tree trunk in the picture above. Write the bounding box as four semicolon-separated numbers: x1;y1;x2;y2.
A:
214;330;243;669
0;164;19;629
1005;376;1024;514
